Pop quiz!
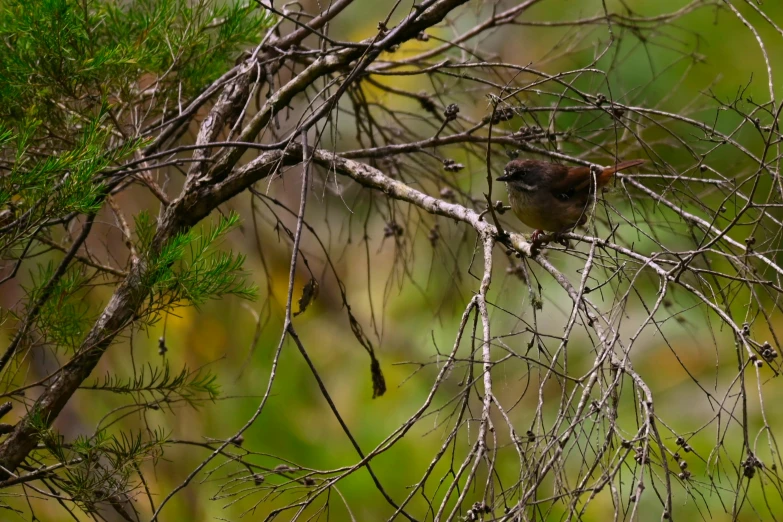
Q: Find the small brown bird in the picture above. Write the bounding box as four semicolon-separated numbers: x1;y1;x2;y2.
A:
496;158;644;243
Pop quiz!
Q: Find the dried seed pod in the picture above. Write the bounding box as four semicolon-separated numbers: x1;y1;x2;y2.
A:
158;337;168;356
428;224;440;246
442;158;464;172
418;92;436;113
439;187;455;201
490;107;515;124
444;103;460;121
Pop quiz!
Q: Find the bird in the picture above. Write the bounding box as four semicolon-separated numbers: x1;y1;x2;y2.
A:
496;158;645;246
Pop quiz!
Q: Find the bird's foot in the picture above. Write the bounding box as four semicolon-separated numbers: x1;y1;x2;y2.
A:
530;230;551;256
553;233;571;249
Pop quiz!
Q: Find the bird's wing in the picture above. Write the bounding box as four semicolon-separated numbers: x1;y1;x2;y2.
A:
550;160;645;197
549;166;594;197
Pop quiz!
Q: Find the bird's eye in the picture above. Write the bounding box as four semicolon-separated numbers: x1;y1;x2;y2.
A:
503;166;525;178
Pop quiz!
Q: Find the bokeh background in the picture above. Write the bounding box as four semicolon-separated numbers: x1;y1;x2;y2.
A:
4;0;783;520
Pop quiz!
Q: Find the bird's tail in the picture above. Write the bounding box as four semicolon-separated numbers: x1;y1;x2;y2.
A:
599;159;645;184
604;159;645;175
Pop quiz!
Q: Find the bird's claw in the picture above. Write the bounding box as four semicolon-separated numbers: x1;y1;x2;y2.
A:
554;234;570;249
529;230;571;255
530;230;549;256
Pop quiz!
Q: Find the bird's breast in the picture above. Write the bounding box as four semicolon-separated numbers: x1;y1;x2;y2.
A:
507;186;588;232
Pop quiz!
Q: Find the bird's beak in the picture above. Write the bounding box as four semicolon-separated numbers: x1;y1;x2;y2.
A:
496;172;512;182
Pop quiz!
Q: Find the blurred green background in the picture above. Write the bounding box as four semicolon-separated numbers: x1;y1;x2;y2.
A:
4;0;783;520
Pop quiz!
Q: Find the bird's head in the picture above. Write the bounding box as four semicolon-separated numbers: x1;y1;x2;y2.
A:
496;159;543;192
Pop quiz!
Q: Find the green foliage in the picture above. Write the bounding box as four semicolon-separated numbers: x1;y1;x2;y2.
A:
136;210;257;319
0;0;264;345
0;124;12;148
170;211;258;304
0;0;271;250
86;362;221;407
0;111;143;255
0;0;272;128
40;427;167;514
23;262;94;350
0;2;267;513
